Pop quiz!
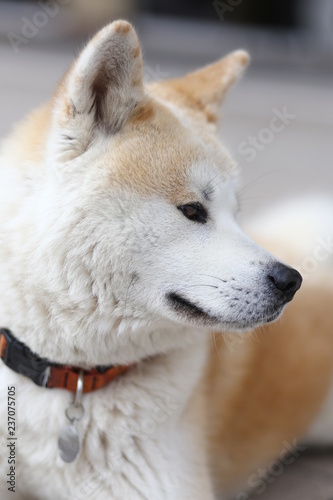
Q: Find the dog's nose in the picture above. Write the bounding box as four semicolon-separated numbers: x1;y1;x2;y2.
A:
268;263;302;301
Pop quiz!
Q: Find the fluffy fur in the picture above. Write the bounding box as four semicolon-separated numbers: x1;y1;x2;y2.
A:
0;20;332;499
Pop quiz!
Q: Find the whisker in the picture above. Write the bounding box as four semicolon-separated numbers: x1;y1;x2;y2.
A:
163;283;219;289
194;273;228;284
208;175;234;192
205;171;231;197
207;171;225;188
210;331;223;360
238;170;278;196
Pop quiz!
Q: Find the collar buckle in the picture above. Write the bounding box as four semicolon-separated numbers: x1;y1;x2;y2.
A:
0;328;51;387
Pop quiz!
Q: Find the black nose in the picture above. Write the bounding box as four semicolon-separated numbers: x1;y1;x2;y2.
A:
268;263;302;302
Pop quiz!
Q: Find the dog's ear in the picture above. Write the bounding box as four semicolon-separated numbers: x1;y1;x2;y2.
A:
49;21;144;161
152;50;249;125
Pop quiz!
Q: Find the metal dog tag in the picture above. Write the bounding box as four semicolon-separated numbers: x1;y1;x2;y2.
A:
58;370;85;463
58;421;81;463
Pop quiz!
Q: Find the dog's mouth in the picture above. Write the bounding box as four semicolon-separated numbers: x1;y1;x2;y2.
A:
166;292;218;325
166;292;285;330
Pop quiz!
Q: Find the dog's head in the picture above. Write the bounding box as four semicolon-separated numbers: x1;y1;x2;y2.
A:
11;21;301;363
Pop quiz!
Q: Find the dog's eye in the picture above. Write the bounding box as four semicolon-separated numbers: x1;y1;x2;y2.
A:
177;202;208;224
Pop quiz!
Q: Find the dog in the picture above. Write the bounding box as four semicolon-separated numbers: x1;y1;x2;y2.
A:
0;20;332;500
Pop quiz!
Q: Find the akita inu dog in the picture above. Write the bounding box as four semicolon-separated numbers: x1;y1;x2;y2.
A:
0;20;332;500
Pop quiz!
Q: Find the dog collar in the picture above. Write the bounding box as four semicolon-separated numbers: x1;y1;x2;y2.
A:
0;327;130;393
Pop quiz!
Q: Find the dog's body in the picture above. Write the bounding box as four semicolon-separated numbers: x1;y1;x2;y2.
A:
0;21;332;499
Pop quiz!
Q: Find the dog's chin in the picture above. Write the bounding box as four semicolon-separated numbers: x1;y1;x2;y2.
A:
221;307;285;332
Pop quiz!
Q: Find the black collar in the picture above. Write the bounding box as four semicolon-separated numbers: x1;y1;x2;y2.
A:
0;328;130;392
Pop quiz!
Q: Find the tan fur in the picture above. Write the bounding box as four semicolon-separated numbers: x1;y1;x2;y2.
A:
130;99;154;124
132;46;141;59
151;51;249;124
4;96;198;206
114;20;131;34
6;94;224;207
107;100;201;204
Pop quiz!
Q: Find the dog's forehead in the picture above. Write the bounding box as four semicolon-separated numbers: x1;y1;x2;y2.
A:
101;100;234;204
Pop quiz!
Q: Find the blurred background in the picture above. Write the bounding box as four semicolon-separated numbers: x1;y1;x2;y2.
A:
0;1;333;498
